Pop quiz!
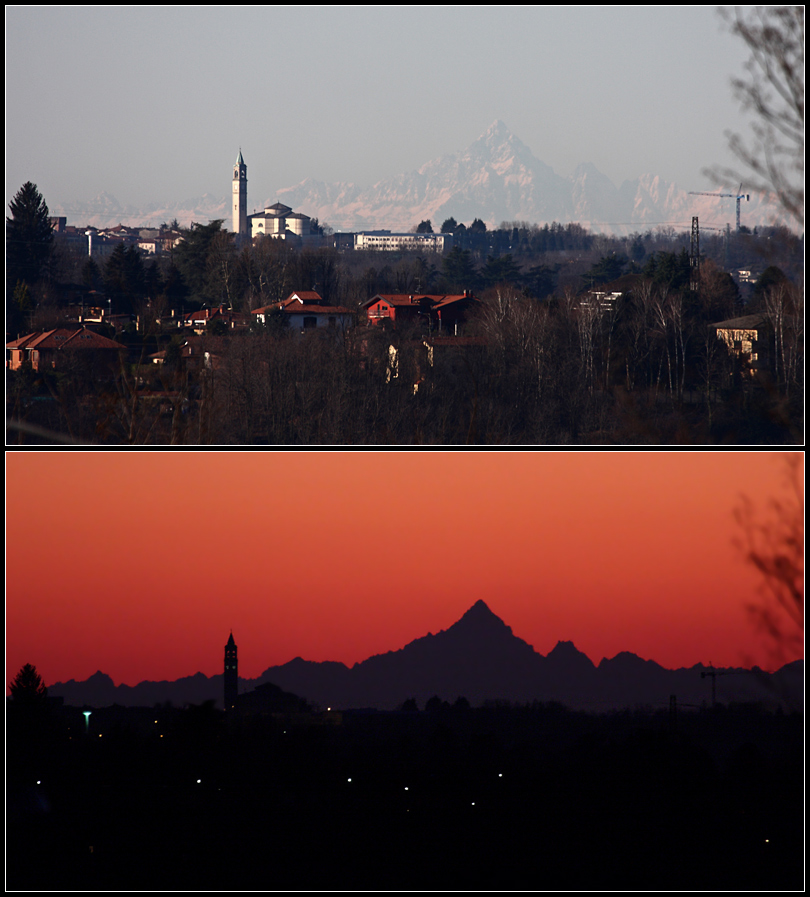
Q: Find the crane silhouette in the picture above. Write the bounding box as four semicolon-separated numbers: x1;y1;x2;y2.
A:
689;184;750;232
700;662;750;707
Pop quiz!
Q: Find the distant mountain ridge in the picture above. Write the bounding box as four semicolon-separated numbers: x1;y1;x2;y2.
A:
50;121;785;234
48;600;802;712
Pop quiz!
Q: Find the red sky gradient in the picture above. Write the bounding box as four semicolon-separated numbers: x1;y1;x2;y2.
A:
6;451;803;692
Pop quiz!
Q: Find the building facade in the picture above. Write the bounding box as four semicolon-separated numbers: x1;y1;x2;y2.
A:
354;231;454;253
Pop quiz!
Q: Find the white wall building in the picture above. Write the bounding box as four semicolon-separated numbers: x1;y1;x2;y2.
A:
249;202;312;240
354;231;454;253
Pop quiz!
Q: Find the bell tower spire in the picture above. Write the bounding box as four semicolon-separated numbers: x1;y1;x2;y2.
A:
232;149;248;242
224;630;238;712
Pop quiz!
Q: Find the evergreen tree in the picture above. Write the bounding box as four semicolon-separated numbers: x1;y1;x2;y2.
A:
586;254;628;286
104;244;146;313
9;664;48;705
6;182;54;289
173;220;228;303
442;246;477;291
482;254;521;288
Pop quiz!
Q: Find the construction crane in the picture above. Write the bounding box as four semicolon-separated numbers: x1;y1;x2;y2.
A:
700;663;749;707
688;184;750;232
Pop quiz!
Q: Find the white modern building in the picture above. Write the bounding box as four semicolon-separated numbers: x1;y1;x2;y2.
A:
354;231;454;253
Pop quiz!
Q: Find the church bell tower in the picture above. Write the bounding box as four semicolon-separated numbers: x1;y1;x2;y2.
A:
224;631;238;711
232;150;248;241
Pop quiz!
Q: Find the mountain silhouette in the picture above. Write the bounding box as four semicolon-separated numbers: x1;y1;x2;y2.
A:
341;599;544;707
46;601;803;711
52;121;785;234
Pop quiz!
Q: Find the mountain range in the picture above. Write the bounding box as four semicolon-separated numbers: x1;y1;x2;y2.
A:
48;600;802;712
51;121;784;235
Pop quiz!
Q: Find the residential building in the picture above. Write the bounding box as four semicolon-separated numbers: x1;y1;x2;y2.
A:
253;291;355;333
712;313;770;373
363;291;480;332
6;327;126;372
181;305;249;334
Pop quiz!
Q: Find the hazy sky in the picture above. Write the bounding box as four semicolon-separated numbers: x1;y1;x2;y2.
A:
6;451;802;691
6;6;755;217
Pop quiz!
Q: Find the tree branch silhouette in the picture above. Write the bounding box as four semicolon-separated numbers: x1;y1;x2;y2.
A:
705;6;804;227
735;453;804;667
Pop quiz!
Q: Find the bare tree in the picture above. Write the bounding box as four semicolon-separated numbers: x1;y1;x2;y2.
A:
763;280;804;393
735;453;803;667
706;7;804;227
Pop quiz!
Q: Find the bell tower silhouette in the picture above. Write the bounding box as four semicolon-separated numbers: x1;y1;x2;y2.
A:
224;631;238;711
232;149;248;242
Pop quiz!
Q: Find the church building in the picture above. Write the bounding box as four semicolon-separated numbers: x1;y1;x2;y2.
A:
232;151;314;244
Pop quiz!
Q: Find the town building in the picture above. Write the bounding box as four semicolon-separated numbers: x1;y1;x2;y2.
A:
354;231;453;253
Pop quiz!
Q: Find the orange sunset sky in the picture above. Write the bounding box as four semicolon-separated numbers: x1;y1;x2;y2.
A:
6;451;803;692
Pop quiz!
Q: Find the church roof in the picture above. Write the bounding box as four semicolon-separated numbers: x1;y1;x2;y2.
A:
235;149;245;166
263;202;293;215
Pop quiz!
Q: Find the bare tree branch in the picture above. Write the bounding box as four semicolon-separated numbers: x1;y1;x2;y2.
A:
735;453;804;667
705;7;804;227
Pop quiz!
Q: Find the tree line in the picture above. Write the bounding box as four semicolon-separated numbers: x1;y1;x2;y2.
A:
6;182;803;445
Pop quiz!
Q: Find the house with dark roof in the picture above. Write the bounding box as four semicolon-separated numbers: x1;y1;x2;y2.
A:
711;313;771;375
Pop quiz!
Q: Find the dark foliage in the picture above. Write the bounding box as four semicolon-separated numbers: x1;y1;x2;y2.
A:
6;182;54;290
9;663;48;704
8;220;802;445
6;183;54;333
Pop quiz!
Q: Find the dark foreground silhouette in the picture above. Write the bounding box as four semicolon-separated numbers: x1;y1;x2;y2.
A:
7;698;803;891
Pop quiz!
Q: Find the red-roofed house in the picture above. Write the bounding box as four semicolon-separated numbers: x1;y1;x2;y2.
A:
7;327;126;372
181;305;249;333
253;291;355;333
362;291;480;332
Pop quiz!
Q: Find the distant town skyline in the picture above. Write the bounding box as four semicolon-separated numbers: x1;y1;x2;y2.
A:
7;7;755;222
6;451;802;692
